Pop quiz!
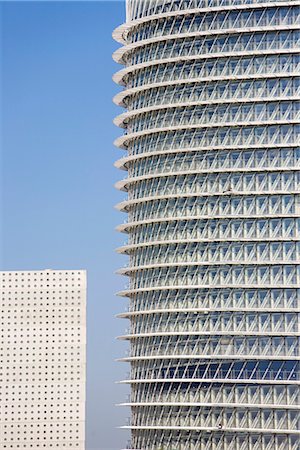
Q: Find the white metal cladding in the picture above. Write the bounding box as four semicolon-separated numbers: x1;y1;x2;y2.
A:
113;1;300;449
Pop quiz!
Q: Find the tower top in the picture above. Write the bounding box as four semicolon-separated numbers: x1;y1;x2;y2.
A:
126;0;171;21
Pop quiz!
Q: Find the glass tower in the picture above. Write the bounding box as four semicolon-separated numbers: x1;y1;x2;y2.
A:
113;1;300;449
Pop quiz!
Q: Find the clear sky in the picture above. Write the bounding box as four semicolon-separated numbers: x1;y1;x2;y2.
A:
1;1;130;449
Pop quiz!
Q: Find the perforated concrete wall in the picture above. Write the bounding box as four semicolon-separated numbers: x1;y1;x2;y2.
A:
0;270;86;450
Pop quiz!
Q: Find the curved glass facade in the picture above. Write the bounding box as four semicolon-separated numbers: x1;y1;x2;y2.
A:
113;1;300;449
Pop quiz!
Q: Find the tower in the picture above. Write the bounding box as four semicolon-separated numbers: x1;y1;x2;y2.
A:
113;1;300;449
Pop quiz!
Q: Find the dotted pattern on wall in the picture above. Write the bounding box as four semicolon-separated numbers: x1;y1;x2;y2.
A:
0;270;86;450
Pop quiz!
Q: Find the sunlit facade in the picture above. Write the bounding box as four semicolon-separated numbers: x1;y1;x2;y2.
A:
0;270;86;450
113;1;300;449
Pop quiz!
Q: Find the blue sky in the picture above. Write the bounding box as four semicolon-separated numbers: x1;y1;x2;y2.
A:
1;1;129;449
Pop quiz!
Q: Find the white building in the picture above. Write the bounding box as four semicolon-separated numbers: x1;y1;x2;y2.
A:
113;1;300;449
0;269;86;450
